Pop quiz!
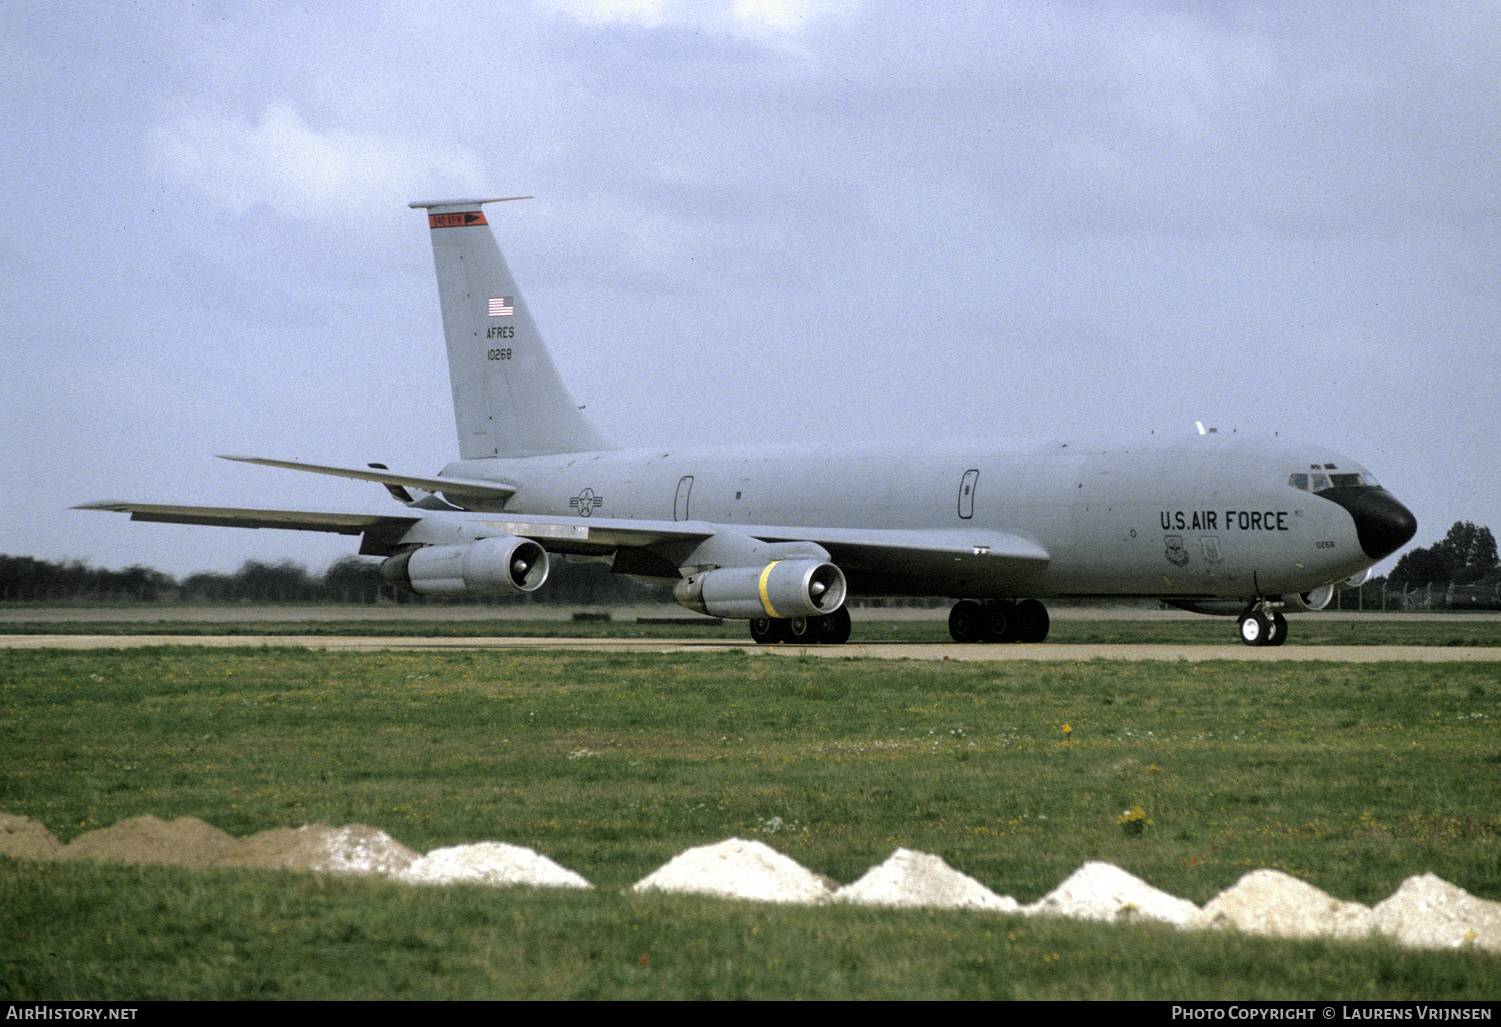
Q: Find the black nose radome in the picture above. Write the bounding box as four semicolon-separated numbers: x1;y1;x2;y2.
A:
1319;487;1418;561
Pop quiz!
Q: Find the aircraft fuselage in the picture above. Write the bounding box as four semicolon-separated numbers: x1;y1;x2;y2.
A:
441;430;1402;605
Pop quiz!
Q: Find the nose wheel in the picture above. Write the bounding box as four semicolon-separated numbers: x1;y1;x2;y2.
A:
1238;605;1288;647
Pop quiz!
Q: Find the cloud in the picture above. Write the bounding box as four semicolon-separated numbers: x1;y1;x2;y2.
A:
150;106;491;220
541;0;859;40
544;0;674;27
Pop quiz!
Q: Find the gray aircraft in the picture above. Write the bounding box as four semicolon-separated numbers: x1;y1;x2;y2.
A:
80;198;1418;646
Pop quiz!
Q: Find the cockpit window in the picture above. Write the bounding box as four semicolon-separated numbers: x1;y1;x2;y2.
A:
1288;465;1379;493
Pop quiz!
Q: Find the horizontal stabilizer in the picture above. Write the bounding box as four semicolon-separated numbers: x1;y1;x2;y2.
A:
218;455;517;503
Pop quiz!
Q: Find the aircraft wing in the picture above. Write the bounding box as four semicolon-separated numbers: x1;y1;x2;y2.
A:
435;512;1046;565
74;500;415;534
757;525;1049;584
77;500;1048;593
74;501;422;557
440;513;1050;592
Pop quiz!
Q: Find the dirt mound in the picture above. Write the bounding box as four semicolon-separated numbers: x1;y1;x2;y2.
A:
6;812;418;876
7;807;1501;956
0;813;61;860
224;823;418;875
1370;873;1501;952
56;814;239;868
1202;869;1373;941
399;842;593;889
835;848;1017;911
632;837;833;905
1022;861;1205;928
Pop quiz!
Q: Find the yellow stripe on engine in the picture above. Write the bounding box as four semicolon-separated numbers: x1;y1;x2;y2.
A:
758;561;781;618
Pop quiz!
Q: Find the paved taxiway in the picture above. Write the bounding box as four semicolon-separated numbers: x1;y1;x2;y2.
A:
5;607;1496;660
3;634;1498;661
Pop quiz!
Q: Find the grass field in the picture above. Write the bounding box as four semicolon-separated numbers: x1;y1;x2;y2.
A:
2;634;1500;999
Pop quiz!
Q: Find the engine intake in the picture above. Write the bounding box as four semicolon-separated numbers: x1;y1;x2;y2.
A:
1287;583;1335;612
673;559;847;620
381;536;549;597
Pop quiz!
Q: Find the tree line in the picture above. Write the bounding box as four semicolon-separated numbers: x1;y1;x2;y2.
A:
0;554;669;606
1378;520;1501;610
1386;521;1498;591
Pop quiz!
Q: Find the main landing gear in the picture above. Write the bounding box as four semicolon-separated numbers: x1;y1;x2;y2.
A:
948;599;1051;643
1237;602;1288;647
749;606;852;645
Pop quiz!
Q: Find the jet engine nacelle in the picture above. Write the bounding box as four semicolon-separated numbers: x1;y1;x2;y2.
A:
1287;583;1335;612
380;536;549;597
673;559;847;620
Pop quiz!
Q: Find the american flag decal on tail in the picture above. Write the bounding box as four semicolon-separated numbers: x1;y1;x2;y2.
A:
488;297;514;317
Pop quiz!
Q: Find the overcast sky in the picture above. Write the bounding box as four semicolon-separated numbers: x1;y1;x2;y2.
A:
3;1;1496;578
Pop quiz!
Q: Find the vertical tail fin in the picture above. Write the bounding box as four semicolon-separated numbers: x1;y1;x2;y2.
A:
410;198;609;459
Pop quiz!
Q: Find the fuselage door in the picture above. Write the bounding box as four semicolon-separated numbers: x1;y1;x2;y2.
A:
958;469;979;520
674;475;694;521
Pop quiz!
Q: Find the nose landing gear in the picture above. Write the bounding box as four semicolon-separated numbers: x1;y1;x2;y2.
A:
1238;603;1288;647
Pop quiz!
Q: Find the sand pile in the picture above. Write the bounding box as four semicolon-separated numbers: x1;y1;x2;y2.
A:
399;842;592;889
835;847;1018;911
5;808;1500;952
0;813;61;861
55;814;240;868
1370;873;1501;952
0;810;577;891
1022;860;1205;928
631;837;834;905
0;814;419;876
1202;869;1373;941
223;823;419;875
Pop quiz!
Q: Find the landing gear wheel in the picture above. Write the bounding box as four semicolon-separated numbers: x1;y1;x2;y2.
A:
749;617;779;644
786;616;818;644
1267;612;1288;647
982;600;1018;643
949;600;985;643
1014;599;1051;643
1239;611;1273;646
821;607;852;645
